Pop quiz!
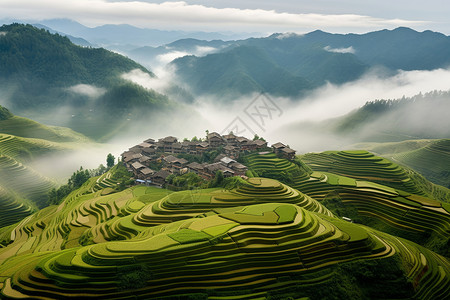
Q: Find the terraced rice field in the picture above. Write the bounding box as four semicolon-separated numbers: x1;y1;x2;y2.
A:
0;134;67;161
0;116;88;143
301;150;425;196
0;201;448;299
393;139;450;188
0;155;56;208
0;187;34;228
0;155;448;298
246;152;450;256
0;133;84;226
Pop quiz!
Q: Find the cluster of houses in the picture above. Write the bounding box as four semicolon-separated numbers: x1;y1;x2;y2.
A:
121;132;296;186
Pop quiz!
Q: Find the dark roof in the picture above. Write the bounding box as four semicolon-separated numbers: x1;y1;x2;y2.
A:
144;138;155;143
230;162;247;170
205;162;235;174
177;158;188;165
214;154;227;162
142;147;156;154
121;151;134;158
164;155;178;163
223;145;237;151
272;142;286;149
220;157;235;165
281;147;296;154
139;156;151;163
236;136;250;143
152;170;171;179
140;167;155;175
252;139;267;147
187;162;204;170
223;133;236;140
139;142;153;148
123;156;135;163
131;162;145;170
128;146;142;154
207;132;222;139
160;136;178;143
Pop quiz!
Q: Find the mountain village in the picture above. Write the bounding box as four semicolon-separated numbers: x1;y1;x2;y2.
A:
121;132;296;186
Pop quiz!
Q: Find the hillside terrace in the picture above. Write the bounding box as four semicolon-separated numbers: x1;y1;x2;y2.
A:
121;132;296;185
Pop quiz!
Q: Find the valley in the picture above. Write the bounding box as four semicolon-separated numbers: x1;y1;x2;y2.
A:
0;14;449;300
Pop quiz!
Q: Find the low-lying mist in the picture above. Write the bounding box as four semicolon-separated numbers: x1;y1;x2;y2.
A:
18;66;450;182
114;66;450;152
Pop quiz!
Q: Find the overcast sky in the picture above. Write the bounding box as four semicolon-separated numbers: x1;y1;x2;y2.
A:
1;0;449;34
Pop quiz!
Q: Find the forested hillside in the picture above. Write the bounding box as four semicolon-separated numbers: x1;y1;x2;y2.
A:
0;24;172;140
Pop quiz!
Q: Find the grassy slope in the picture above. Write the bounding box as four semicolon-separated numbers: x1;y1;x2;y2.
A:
247;152;450;256
0;167;448;299
0;116;90;143
0;114;93;226
0;24;173;141
351;139;450;189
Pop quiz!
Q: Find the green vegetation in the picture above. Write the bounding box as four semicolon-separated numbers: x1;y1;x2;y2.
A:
166;172;207;190
106;153;115;169
0;105;12;121
246;151;450;256
0;155;55;209
0;23;174;140
0;198;448;299
391;139;450;188
0;146;448;298
0;116;90;143
173;28;450;98
332;90;450;142
47;167;93;205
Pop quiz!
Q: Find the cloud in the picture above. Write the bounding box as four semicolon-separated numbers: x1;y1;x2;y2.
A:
324;45;355;54
275;32;304;39
0;0;428;33
183;67;450;152
156;51;190;65
67;84;106;98
121;68;172;94
195;46;218;56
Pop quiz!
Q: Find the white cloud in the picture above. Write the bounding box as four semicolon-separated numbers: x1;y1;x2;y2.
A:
0;0;427;33
275;32;303;39
195;46;217;56
156;51;190;65
324;45;355;54
68;84;106;98
185;67;450;151
121;68;172;94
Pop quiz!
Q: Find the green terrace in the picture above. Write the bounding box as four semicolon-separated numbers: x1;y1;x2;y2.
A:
0;134;68;162
0;187;34;228
393;139;450;188
0;146;449;298
0;155;55;209
246;152;450;256
0;203;448;299
301;150;426;196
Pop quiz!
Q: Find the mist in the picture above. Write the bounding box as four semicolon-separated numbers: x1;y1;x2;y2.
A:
67;84;106;99
13;65;450;183
116;66;450;155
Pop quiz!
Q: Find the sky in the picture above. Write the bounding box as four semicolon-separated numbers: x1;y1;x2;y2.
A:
0;0;449;34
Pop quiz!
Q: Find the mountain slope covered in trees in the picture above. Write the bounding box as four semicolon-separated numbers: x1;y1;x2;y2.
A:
171;27;450;98
0;24;173;140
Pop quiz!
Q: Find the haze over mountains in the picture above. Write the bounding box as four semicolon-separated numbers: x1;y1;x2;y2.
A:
0;16;449;299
